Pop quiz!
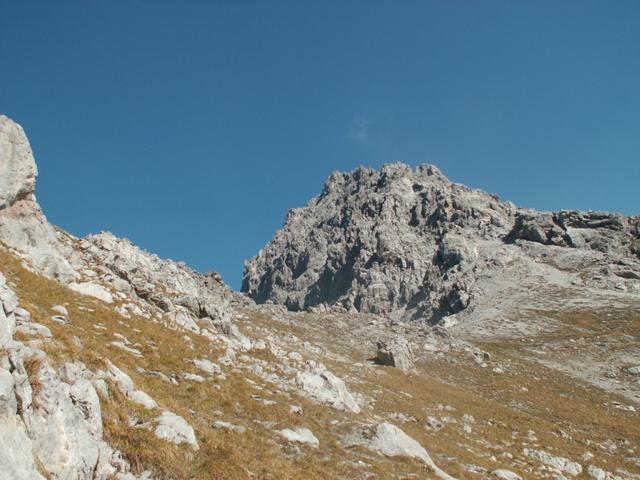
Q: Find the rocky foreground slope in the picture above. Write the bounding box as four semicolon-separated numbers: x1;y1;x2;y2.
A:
1;114;640;480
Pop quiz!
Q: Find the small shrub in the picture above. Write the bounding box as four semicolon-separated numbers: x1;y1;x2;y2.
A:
24;356;44;396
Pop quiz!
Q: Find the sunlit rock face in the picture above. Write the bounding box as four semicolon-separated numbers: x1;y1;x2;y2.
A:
243;162;640;323
0;115;79;282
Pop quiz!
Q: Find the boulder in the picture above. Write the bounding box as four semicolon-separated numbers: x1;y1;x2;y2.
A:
154;411;198;449
375;337;415;372
295;362;360;413
363;423;455;480
277;427;319;448
493;469;522;480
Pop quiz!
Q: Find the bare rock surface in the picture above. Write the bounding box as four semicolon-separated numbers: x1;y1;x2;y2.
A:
353;422;456;480
295;361;361;413
242;163;639;325
153;411;198;449
375;336;415;372
0;115;79;282
277;427;319;447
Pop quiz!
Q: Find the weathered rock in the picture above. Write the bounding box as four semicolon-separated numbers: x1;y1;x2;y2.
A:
0;421;45;480
295;362;360;413
0;273;17;346
493;469;522;480
524;448;582;476
0;115;37;210
69;379;104;438
154;411;198;449
68;282;114;304
277;427;319;447
0;116;79;282
76;231;238;334
242;163;640;323
361;423;455;480
375;337;415;372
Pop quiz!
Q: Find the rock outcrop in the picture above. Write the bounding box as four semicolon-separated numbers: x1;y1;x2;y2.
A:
374;337;415;372
352;423;456;480
0;115;79;282
295;361;361;413
243;163;640;323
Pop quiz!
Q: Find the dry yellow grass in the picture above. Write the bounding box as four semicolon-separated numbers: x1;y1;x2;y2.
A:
23;355;44;396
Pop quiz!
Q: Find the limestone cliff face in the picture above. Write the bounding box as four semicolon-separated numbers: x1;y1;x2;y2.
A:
0;115;79;282
242;163;639;323
0;116;37;210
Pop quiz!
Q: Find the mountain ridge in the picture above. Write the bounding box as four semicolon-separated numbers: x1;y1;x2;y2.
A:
242;161;639;325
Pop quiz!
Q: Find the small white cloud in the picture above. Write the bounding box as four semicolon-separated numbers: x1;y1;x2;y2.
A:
347;116;371;142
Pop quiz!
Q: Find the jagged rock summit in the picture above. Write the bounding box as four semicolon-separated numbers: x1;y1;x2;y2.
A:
243;162;640;326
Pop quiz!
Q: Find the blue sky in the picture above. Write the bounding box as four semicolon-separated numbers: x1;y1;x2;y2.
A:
1;1;639;289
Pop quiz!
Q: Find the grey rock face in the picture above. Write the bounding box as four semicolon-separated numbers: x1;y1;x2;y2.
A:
76;231;237;334
375;337;415;372
0;115;37;210
0;116;79;282
508;210;638;255
243;163;640;323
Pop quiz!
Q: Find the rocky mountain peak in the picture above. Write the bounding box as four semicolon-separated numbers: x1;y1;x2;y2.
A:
243;163;639;324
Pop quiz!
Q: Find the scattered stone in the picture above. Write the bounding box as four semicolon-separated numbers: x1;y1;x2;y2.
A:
213;421;246;434
110;342;143;357
192;358;221;375
524;448;582;476
50;315;68;324
51;305;69;316
493;469;522;480
277;427;319;448
154;411;198;449
183;373;205;383
425;416;443;431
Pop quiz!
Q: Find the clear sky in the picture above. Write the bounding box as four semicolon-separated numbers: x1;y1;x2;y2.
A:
1;1;639;289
